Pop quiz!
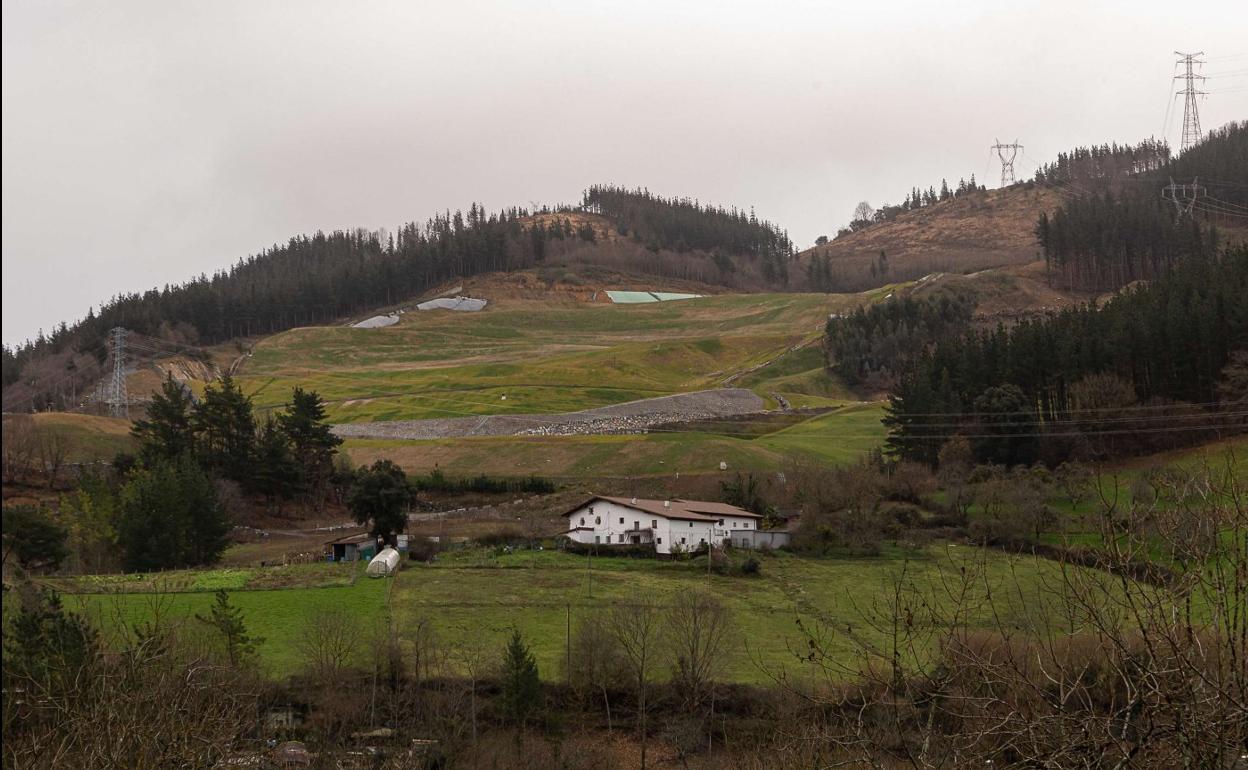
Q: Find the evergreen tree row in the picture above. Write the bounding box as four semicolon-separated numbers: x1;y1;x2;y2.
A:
824;291;975;389
1031;138;1171;185
882;246;1248;467
838;176;986;239
131;376;342;503
580;185;793;283
1035;122;1247;291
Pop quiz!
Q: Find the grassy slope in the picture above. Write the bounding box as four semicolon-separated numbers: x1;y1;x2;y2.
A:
342;403;887;478
1;412;134;462
60;545;1066;683
235;291;866;423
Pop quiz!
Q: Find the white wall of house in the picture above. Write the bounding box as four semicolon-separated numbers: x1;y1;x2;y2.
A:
565;500;761;555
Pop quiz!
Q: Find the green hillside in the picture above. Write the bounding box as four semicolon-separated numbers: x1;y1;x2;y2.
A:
235;290;870;423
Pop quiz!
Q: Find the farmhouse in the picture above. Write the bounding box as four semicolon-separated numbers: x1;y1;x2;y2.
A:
562;496;785;555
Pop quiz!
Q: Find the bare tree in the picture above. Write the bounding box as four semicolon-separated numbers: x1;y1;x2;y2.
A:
2;414;38;482
564;610;629;732
853;201;875;223
665;589;731;709
607;602;665;770
34;424;70;489
296;607;362;683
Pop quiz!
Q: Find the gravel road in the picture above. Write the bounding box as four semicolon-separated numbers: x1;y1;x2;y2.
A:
332;388;766;440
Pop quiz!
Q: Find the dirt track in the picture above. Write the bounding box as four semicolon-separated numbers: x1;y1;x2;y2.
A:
331;388;766;440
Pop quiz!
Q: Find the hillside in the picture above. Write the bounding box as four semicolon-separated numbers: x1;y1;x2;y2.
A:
798;184;1063;292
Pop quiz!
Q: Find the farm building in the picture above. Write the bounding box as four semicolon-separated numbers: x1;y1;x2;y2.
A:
562;496;788;555
324;532;378;563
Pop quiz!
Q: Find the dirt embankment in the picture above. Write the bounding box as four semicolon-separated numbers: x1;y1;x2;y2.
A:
332;388;766;440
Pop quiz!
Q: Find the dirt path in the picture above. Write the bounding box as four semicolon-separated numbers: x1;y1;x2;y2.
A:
332;388;766;440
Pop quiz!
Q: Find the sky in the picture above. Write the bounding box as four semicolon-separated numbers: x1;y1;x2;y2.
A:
3;0;1247;346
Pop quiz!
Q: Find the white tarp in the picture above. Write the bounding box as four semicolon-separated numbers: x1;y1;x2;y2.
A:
606;291;702;304
366;546;401;577
352;314;400;328
416;296;487;312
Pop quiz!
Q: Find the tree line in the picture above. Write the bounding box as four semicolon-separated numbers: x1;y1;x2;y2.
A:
835;175;986;240
581;184;793;284
881;245;1248;467
1036;122;1246;291
824;290;975;390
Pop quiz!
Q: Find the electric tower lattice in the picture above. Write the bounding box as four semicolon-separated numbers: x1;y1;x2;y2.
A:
991;139;1023;187
1175;51;1206;152
108;326;128;417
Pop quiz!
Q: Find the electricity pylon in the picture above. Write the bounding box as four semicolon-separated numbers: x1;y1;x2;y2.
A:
991;139;1023;187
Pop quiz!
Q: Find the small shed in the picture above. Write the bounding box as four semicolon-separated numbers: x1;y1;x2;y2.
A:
325;532;378;563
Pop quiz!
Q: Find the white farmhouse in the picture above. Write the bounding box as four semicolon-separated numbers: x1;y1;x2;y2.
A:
562;496;766;555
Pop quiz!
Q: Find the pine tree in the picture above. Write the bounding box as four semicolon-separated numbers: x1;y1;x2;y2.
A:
498;629;541;726
250;414;302;505
278;387;342;503
196;589;260;666
131;375;195;466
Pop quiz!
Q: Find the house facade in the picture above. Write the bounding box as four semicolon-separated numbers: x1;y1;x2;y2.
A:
562;496;764;555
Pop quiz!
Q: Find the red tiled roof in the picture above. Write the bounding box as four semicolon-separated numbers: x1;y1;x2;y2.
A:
562;496;761;521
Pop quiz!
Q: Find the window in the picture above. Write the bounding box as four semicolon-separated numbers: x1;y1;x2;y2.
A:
680;537;687;544
618;534;625;543
700;538;706;545
595;516;601;525
718;519;724;526
579;517;585;526
619;517;624;525
689;522;693;528
651;519;657;528
746;522;751;529
633;521;639;530
594;535;600;544
589;506;594;514
657;537;662;544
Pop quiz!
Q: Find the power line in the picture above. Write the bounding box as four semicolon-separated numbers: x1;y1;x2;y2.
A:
1175;51;1207;152
991;139;1023;187
108;327;128;418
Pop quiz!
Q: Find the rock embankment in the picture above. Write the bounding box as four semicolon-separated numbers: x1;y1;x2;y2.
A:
332;388;766;440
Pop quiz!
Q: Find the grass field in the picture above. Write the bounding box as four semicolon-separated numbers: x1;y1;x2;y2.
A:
1;412;134;463
57;545;1070;683
342;402;888;477
234;291;870;423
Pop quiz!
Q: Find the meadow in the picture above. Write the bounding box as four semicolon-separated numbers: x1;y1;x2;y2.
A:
342;402;888;478
56;545;1071;683
232;290;886;423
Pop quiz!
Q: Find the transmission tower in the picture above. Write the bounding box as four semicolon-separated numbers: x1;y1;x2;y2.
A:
991;139;1023;187
108;326;128;418
1162;176;1205;218
1174;51;1206;151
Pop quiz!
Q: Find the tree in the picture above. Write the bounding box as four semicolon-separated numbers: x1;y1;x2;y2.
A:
852;201;875;224
196;590;260;666
1;504;69;573
192;376;255;483
296;607;361;682
665;590;731;711
608;602;665;770
130;375;195;466
3;584;98;704
347;459;412;546
250;415;302;506
972;384;1038;467
278;387;342;504
117;457;230;571
497;629;542;727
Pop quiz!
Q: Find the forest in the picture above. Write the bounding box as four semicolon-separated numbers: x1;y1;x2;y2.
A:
1036;122;1248;291
823;291;975;390
580;184;794;283
881;245;1248;467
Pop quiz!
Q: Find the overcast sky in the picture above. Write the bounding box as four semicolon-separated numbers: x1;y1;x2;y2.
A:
3;0;1246;345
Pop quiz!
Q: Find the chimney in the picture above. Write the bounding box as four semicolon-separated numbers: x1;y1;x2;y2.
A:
664;500;670;508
